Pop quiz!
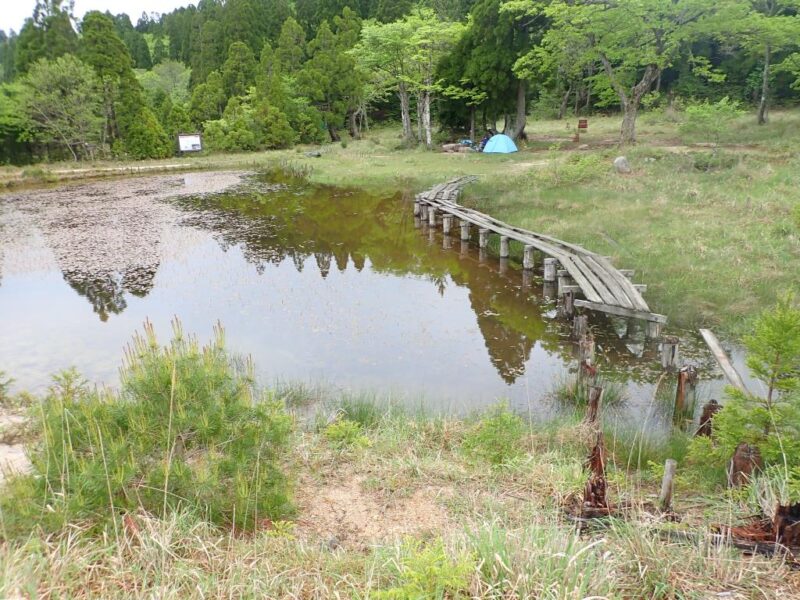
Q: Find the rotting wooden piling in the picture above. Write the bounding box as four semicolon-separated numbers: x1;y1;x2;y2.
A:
523;245;535;270
499;236;509;258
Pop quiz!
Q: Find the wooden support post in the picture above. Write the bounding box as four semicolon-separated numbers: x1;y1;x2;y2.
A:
572;314;589;339
646;321;662;339
442;214;453;235
460;220;470;241
674;365;697;425
427;226;435;244
443;235;452;250
478;248;487;263
542;281;557;300
660;335;680;370
460;240;469;258
563;290;575;318
499;236;509;258
658;459;677;512
420;204;428;220
579;334;595;364
522;269;533;290
413;201;421;217
478;228;489;248
428;206;437;226
523;245;535;270
414;217;421;229
543;258;557;282
586;385;604;425
499;257;509;274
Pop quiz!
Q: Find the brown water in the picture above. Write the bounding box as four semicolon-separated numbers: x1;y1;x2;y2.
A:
0;171;758;427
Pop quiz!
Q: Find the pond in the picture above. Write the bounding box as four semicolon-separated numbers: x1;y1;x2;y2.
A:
0;171;758;428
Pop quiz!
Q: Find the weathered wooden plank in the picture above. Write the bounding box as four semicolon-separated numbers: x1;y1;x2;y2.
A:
593;256;650;311
582;255;632;308
558;256;605;304
575;256;632;308
698;329;750;394
574;299;667;323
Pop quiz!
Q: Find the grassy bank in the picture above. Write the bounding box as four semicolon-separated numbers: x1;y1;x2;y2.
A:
2;396;798;597
2;110;798;333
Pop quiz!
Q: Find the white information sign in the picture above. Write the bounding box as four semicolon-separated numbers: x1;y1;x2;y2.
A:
178;134;202;152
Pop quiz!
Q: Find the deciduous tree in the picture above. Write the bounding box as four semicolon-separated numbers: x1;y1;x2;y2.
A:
20;55;103;160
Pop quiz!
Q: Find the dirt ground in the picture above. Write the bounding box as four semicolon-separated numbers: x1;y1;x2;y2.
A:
294;472;451;548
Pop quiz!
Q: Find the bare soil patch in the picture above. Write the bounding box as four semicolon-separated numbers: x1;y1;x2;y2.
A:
295;473;450;548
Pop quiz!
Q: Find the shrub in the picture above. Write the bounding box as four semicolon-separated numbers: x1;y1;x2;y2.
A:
323;418;370;449
679;96;745;145
688;295;800;471
374;539;473;599
462;403;526;466
1;321;294;538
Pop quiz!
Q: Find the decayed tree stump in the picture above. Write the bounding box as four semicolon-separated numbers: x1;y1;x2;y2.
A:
727;442;763;487
774;503;800;547
696;399;720;437
583;432;609;516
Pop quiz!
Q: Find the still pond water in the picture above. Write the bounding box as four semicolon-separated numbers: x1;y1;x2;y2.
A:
0;171;756;427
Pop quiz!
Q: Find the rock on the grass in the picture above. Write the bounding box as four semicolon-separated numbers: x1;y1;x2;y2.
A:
613;156;632;174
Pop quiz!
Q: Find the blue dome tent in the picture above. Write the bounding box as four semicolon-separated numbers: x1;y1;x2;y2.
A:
483;134;518;153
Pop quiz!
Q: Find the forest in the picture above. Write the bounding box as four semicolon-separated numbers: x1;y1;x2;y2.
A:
0;0;799;164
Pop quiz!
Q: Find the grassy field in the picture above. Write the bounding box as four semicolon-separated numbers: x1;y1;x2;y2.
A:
2;109;798;334
2;394;798;598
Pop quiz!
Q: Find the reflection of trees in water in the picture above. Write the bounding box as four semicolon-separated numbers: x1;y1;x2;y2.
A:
172;184;562;384
61;264;159;322
18;186;165;321
172;181;715;386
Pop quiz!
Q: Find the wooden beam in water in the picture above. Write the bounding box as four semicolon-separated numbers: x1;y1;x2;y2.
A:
698;329;750;394
574;299;668;324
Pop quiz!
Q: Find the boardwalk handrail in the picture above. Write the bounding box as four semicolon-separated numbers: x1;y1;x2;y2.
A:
415;178;667;329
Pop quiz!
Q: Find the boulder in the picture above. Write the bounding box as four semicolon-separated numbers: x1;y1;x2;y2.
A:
613;156;632;174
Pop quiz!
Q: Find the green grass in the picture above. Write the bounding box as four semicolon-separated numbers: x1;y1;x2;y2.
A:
1;391;794;598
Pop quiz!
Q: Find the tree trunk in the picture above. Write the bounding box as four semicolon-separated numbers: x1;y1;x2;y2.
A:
398;82;413;142
510;80;527;141
600;54;659;145
348;110;360;139
421;90;432;148
327;124;340;142
416;92;423;142
558;85;572;120
584;63;593;111
758;45;771;125
620;101;638;144
469;105;475;141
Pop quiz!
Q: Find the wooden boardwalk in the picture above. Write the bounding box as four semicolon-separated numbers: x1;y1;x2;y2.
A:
415;177;666;335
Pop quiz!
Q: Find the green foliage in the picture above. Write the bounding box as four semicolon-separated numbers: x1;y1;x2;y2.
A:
20;55;103;161
15;0;79;74
462;402;526;466
204;94;297;152
221;41;256;99
190;70;226;126
374;539;473;599
0;321;294;539
323;419;370;448
689;295;800;470
297;14;362;140
680;97;746;144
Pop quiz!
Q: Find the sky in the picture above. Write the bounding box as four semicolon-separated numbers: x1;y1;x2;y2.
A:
2;0;193;33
